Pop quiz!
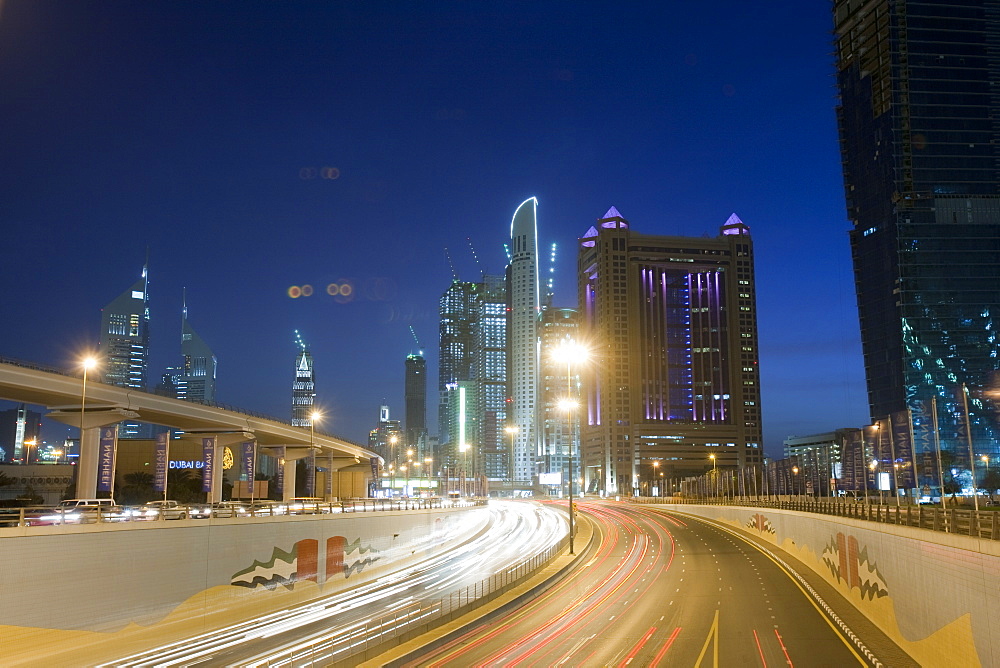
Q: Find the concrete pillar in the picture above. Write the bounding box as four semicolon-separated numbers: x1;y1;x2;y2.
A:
46;407;140;501
282;457;297;502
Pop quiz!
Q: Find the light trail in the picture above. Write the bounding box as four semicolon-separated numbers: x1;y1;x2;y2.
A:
106;500;566;667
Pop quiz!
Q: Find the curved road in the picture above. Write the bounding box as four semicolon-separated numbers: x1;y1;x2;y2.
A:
407;501;876;667
107;500;566;667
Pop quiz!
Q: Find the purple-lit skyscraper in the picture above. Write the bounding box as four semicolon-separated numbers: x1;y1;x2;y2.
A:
577;208;763;496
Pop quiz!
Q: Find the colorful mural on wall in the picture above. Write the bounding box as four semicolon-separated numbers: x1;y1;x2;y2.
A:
232;536;381;590
746;512;775;535
821;532;888;601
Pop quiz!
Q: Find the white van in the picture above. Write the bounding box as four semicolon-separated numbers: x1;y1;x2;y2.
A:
58;499;116;508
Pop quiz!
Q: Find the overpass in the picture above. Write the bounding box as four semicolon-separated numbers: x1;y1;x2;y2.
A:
0;358;380;500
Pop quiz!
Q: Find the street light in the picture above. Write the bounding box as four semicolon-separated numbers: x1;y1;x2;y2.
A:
792;465;800;497
551;338;589;555
310;411;322;498
79;356;97;482
23;439;36;465
709;453;717;499
652;460;660;497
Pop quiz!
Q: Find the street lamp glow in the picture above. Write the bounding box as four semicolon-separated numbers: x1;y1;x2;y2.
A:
557;398;579;412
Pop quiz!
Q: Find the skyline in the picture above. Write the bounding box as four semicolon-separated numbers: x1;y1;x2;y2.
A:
0;2;867;456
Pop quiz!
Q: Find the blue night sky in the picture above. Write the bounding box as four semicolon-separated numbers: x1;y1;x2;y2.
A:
0;1;869;456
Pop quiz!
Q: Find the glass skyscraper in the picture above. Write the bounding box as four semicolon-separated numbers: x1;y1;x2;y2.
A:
834;1;1000;471
99;265;150;438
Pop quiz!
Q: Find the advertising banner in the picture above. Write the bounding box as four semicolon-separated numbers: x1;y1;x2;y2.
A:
912;400;938;490
241;441;255;487
275;447;285;496
890;409;917;488
153;431;169;492
202;437;216;493
97;426;117;492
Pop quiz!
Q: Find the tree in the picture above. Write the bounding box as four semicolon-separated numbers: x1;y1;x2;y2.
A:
120;471;156;506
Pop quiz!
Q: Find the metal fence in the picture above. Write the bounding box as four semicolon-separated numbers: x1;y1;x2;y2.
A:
630;496;1000;540
262;533;569;667
0;497;488;529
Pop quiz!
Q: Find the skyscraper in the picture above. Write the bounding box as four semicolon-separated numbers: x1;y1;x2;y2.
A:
476;274;508;480
834;1;1000;464
437;274;508;478
0;404;41;463
438;280;480;448
404;352;427;454
291;331;315;427
509;197;540;482
539;308;580;493
99;265;150;438
578;208;763;496
99;266;150;391
177;293;217;403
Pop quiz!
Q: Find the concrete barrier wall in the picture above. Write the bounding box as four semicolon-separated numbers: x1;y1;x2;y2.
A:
654;503;1000;668
0;506;485;665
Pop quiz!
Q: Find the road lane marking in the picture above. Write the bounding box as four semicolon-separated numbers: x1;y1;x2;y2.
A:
694;609;720;668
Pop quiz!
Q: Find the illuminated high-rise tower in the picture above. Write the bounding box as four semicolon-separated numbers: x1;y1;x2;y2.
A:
176;291;217;403
509;197;540;482
578;208;763;496
99;264;150;438
99;265;150;391
291;330;315;427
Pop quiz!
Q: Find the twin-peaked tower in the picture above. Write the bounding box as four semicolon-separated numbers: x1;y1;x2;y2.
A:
577;208;763;496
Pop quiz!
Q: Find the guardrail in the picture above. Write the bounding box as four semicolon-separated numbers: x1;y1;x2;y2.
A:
0;497;488;529
630;496;1000;540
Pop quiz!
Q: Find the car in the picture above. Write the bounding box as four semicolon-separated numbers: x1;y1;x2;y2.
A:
128;500;189;520
27;499;122;525
287;497;326;514
191;501;250;519
249;500;288;516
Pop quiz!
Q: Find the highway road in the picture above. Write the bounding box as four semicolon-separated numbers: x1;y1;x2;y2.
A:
105;500;566;667
405;501;889;667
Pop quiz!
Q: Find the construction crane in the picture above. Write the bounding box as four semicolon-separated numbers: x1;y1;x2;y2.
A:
409;326;424;356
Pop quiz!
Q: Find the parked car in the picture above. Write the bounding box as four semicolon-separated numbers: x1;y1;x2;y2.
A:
28;499;123;525
191;501;251;518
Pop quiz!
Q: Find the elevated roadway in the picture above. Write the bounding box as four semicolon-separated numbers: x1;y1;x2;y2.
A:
0;359;378;499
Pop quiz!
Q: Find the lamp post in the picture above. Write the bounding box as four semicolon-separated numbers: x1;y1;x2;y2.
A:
309;411;322;498
552;339;588;556
23;439;36;465
792;465;800;497
709;453;717;499
504;425;518;488
78;356;97;493
652;460;660;497
424;456;433;496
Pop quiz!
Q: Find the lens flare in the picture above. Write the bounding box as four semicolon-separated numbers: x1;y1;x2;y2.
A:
288;286;302;298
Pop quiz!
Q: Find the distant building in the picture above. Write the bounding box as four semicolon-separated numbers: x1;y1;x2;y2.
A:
369;404;403;466
404;353;427;455
440;381;477;475
509;197;540;483
291;331;315;427
783;431;847;496
438;280;479;448
539;308;580;494
0;404;42;463
177;294;217;403
833;0;1000;477
99;265;150;438
578;207;763;496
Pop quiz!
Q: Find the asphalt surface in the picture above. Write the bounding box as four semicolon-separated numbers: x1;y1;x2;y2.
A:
401;501;907;667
